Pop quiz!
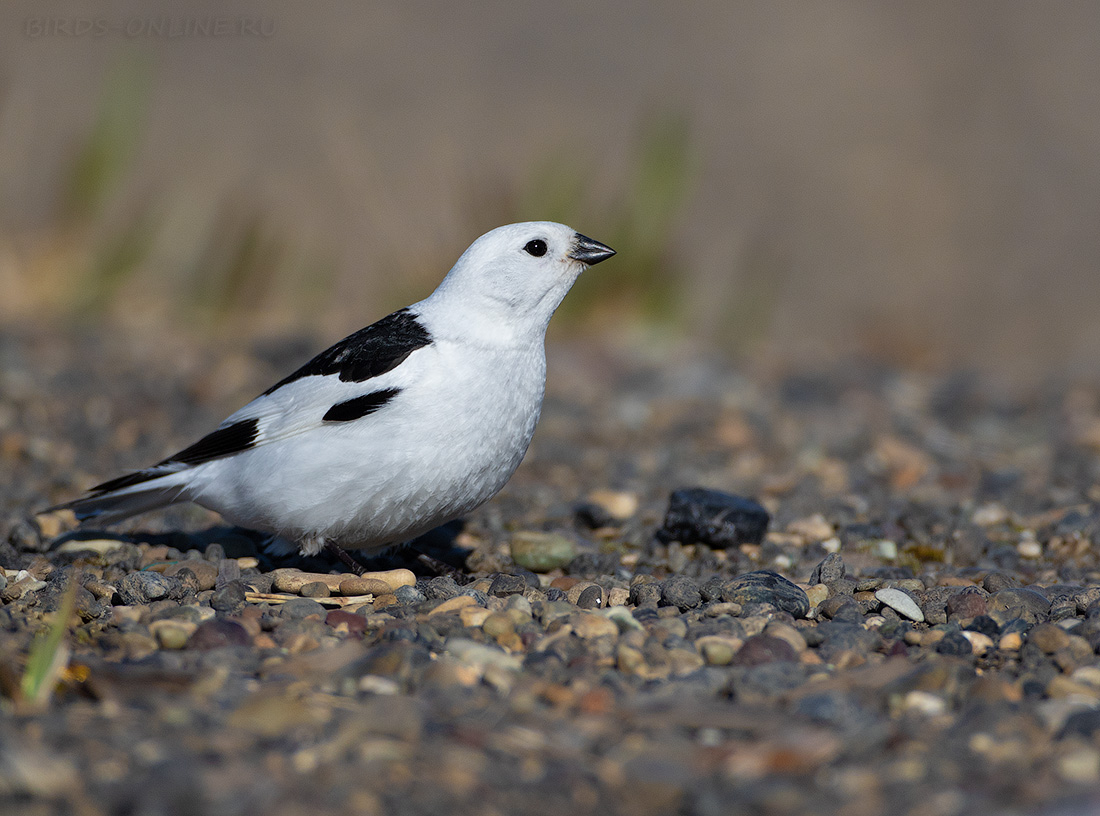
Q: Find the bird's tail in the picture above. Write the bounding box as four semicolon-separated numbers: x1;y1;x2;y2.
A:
44;465;192;526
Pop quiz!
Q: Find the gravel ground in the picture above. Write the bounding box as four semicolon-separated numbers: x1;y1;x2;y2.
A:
5;325;1100;816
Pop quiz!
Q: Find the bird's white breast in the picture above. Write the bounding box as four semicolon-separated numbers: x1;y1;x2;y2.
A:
188;335;547;549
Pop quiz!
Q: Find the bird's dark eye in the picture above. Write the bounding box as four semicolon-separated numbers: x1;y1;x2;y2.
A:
524;239;547;257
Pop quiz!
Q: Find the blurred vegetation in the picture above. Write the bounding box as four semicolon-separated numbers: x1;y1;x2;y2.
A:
518;111;697;331
7;61;702;340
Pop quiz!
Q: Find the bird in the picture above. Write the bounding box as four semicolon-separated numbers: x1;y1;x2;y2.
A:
50;222;615;567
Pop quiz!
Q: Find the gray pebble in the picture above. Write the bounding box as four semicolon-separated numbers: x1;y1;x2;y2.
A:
722;571;809;618
810;552;845;584
114;572;179;605
277;598;326;619
394;584;426;605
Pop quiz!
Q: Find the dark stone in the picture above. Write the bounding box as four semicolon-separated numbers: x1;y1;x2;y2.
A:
114;571;181;605
964;615;1000;638
488;573;527;598
721;571;809;618
188;619;252;650
983;571;1020;593
700;577;726;603
423;575;460;601
574;502;615;530
733;634;798;665
819;597;862;621
510;567;541;589
576;585;604;609
815;622;882;660
210;580;248;616
825;577;858;597
1059;709;1100;739
394;584;426;605
566;552;620;577
660;575;702;610
459;588;491;606
810;553;845;585
545;587;568;603
657;488;769;548
936;631;973;656
204;542;226;563
629;582;661;608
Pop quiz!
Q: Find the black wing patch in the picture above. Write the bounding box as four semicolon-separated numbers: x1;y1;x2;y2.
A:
87;417;261;494
322;388;401;422
170;417;261;465
262;308;432;396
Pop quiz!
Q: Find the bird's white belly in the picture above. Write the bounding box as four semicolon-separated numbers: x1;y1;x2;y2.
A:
190;343;544;549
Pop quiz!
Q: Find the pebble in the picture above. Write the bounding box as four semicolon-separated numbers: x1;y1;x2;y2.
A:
988;587;1051;625
660;575;701;610
300;581;331;599
338;576;393;596
875;588;925;622
722;571;810;618
55;538;128;556
586;489;639;521
188;619;253;649
658;487;770;548
149;618;197;650
114;571;178;605
509;531;576;572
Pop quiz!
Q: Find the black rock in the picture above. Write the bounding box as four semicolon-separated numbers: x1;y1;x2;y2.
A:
576;585;604;609
489;573;527;598
1059;709;1100;739
629;581;661;608
423;575;460;601
964;614;1000;638
721;571;809;618
210;580;248;616
657;488;769;548
660;575;702;610
574;502;616;530
935;631;973;656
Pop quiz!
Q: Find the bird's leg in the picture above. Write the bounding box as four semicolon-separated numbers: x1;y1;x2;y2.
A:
322;540;365;576
414;550;464;580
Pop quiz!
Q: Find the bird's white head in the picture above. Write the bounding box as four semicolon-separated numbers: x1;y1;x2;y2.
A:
423;222;615;341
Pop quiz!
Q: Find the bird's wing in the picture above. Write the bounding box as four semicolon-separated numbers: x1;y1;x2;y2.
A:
85;308;434;495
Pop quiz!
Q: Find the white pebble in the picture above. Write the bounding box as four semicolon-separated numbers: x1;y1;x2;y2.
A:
875;587;925;622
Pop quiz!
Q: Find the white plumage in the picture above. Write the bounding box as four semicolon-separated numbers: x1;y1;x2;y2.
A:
54;222;615;556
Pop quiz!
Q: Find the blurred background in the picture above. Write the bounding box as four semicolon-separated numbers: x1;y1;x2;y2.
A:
2;0;1100;381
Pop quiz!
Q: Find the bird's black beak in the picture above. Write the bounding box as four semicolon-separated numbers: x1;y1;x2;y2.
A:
569;233;616;266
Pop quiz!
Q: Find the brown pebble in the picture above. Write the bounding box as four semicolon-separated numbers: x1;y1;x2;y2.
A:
325;609;368;635
300;581;331;599
338;577;392;596
188;619;253;650
165;560;218;591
